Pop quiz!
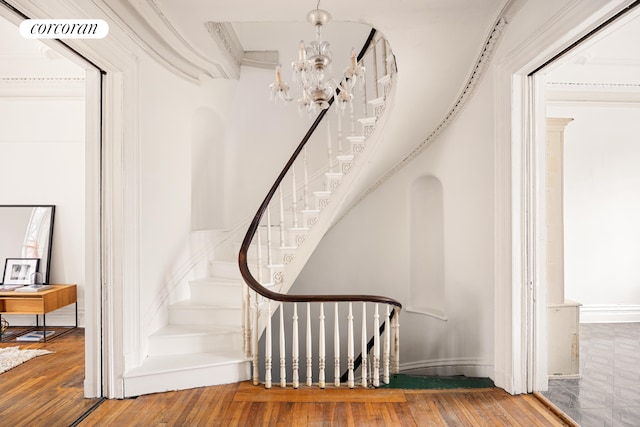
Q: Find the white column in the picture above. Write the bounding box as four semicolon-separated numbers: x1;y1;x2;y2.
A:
292;303;300;389
319;303;326;389
334;302;340;387
279;304;286;388
383;305;390;384
265;300;272;389
252;291;260;385
306;302;313;386
347;302;354;388
373;304;380;387
361;302;367;388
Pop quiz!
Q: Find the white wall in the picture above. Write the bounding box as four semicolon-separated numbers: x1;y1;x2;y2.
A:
222;65;314;226
293;65;496;376
0;94;85;325
548;104;640;306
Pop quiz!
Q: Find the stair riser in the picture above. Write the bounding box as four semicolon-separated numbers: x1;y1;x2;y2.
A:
123;360;251;397
190;284;242;306
169;307;242;327
148;333;243;356
210;262;242;280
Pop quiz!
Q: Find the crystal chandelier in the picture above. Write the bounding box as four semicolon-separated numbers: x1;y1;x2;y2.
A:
270;1;365;113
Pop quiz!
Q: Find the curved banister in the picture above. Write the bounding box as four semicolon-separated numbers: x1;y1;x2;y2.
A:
238;28;402;310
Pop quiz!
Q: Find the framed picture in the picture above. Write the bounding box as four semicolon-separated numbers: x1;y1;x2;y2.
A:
2;258;40;285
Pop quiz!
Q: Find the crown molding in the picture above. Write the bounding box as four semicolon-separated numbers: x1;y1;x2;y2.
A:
0;76;85;97
204;22;243;78
546;81;640;103
97;0;229;82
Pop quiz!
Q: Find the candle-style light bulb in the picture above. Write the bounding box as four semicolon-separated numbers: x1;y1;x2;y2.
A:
299;41;306;61
275;65;283;85
350;48;357;68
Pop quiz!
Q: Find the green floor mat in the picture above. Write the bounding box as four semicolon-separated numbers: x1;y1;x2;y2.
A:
379;374;495;389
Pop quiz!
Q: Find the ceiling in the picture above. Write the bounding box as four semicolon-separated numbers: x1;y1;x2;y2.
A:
545;10;640;102
0;13;84;79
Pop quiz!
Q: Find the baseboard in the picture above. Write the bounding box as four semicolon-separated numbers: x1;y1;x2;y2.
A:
580;304;640;323
400;358;494;379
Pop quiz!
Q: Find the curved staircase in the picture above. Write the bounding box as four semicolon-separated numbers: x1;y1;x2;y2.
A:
123;29;400;397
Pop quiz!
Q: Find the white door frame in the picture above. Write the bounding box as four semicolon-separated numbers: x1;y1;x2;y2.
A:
4;0;142;399
495;0;636;394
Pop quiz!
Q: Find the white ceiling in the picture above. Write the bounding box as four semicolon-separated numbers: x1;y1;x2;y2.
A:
0;13;84;79
545;10;640;101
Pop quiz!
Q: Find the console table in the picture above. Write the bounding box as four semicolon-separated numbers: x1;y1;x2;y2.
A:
0;284;77;342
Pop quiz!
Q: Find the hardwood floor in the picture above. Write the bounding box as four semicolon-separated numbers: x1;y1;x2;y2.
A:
0;329;572;426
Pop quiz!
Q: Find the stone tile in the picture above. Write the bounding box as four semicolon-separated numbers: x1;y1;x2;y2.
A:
613;406;640;427
545;323;640;426
569;407;613;427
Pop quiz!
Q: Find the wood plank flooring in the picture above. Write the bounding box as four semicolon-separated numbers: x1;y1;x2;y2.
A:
0;329;571;426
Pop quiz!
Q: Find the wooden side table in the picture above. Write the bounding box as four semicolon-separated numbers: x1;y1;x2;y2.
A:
0;284;77;342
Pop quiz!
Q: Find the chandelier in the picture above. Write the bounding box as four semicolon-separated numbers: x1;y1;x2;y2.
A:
270;1;365;113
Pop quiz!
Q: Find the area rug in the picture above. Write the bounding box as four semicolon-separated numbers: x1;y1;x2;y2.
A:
0;346;53;374
379;373;495;389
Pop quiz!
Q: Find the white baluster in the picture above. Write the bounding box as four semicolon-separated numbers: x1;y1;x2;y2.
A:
373;303;380;387
303;147;309;211
392;308;400;374
291;165;298;228
279;304;286;387
327;118;334;173
362;69;368;119
337;108;343;156
279;187;285;248
319;303;326;389
373;37;379;98
266;207;273;267
383;304;391;384
292;303;299;389
334;302;340;387
306;302;313;386
347;302;354;388
252;290;260;386
243;284;250;357
361;302;367;388
256;226;263;283
265;299;272;389
383;36;389;76
349;101;355;137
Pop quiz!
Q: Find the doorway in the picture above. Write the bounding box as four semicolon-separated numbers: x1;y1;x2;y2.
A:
525;2;640;400
0;4;103;397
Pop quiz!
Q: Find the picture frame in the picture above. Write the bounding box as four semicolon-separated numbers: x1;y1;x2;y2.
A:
2;258;40;285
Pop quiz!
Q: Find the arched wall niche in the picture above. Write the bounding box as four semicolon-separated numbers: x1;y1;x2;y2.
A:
408;174;446;321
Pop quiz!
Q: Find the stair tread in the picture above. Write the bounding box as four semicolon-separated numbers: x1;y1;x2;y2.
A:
191;277;242;286
171;300;242;309
150;324;241;337
127;351;250;377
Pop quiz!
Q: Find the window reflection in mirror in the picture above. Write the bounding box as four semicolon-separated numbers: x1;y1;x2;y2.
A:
0;205;55;284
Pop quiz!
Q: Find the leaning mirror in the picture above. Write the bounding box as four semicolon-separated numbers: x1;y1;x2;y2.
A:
0;205;55;285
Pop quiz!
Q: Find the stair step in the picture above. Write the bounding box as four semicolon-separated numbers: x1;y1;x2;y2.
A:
314;191;332;210
148;325;243;356
190;277;242;306
169;301;242;327
210;260;241;279
123;351;251;397
325;171;343;191
358;117;377;139
300;209;320;229
346;136;366;155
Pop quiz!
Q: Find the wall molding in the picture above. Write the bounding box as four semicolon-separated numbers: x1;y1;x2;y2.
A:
580;304;640;323
401;357;494;379
0;77;85;97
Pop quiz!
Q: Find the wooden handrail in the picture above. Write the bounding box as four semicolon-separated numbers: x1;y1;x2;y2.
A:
238;28;401;310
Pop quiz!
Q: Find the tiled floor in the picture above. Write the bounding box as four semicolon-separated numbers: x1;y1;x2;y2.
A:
542;323;640;427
